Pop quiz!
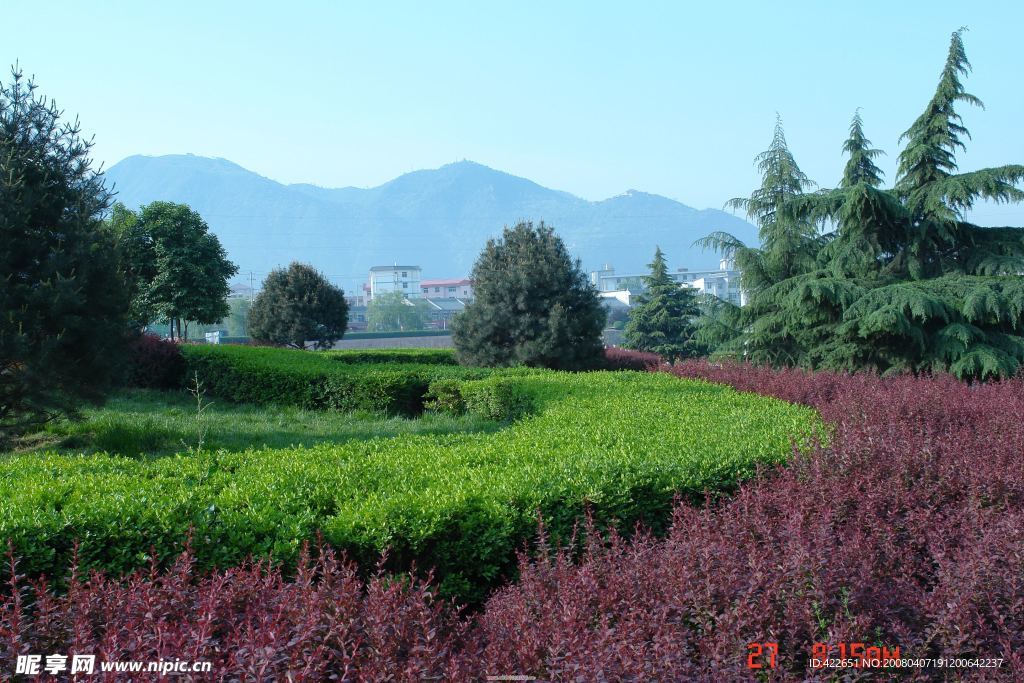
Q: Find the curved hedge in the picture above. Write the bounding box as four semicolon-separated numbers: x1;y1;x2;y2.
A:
181;345;487;414
1;355;819;602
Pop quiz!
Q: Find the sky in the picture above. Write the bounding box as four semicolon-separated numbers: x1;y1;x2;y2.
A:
5;0;1024;225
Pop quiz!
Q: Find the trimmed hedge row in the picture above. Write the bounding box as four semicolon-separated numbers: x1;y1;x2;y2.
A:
0;369;819;603
182;346;488;415
326;348;457;365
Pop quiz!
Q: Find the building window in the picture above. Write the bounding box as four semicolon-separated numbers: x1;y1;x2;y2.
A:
402;282;408;288
434;287;440;293
401;271;407;278
448;287;456;292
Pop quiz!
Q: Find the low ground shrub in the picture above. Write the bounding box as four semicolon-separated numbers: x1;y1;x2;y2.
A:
602;347;663;371
470;364;1024;679
0;370;816;604
0;545;473;680
126;334;185;389
426;376;534;422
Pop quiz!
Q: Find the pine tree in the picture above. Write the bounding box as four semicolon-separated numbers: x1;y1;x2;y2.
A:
1;67;129;439
698;31;1024;379
895;28;1024;280
695;116;819;364
453;221;606;370
623;247;701;360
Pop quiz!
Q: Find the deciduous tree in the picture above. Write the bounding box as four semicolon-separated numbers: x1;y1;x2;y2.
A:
366;291;427;332
109;202;238;340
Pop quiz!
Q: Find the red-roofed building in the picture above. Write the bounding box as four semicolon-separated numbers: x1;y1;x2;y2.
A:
421;278;473;300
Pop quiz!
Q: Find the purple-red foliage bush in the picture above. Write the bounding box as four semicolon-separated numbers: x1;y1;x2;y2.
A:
126;334;185;389
474;362;1024;679
602;347;663;371
0;545;474;682
3;361;1022;680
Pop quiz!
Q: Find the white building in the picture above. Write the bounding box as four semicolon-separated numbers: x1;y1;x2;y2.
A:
590;259;746;306
421;278;474;299
368;265;423;300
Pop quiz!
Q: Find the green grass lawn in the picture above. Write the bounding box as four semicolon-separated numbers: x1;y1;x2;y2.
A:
9;389;498;458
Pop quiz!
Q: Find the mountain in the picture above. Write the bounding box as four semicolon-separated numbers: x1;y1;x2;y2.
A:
104;155;758;288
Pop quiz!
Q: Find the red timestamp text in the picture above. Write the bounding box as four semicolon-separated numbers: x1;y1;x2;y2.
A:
747;642;778;669
811;642;900;668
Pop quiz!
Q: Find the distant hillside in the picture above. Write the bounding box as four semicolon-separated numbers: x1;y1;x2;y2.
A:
105;155;758;288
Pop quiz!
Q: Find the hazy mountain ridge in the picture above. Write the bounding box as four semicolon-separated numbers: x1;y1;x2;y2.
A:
105;155;758;286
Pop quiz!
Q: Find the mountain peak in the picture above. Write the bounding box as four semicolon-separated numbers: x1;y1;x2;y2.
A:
105;154;757;281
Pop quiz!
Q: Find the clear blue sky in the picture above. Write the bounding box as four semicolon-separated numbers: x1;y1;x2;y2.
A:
6;0;1023;224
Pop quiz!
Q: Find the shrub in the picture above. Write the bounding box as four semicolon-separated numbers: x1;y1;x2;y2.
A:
470;364;1024;679
425;376;534;422
0;369;816;604
4;364;1022;679
603;347;662;371
423;379;466;414
126;334;186;389
0;544;474;680
328;349;457;365
458;377;533;422
182;345;489;415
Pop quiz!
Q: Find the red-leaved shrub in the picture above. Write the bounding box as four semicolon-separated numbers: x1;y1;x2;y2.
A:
0;544;473;681
474;363;1024;680
3;362;1022;680
602;347;663;371
126;334;186;389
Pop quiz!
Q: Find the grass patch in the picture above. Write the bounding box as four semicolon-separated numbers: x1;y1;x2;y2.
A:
10;389;497;459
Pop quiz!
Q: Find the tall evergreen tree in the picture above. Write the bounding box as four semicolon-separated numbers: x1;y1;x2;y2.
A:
623;247;701;360
1;68;129;439
695;116;819;363
699;31;1024;379
895;28;1024;279
453;221;606;370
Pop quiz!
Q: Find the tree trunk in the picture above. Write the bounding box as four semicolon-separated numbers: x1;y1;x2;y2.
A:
176;318;182;341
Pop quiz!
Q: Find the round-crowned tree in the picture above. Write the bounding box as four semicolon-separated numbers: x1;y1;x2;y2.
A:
248;262;349;349
453;221;606;370
1;67;129;439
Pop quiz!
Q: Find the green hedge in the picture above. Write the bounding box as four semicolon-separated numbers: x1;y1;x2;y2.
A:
0;369;820;603
181;346;485;415
326;349;457;365
425;376;534;422
344;330;452;339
